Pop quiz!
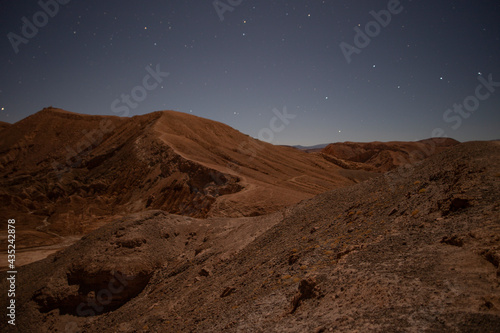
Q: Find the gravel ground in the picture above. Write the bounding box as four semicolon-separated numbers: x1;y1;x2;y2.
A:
1;141;499;332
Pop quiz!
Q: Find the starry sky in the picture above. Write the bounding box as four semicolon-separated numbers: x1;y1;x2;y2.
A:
1;0;499;146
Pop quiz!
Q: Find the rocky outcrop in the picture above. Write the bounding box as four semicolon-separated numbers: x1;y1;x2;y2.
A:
321;138;459;172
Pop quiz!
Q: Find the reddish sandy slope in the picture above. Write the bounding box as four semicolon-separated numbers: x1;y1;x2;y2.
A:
0;108;367;252
2;141;498;332
321;138;460;172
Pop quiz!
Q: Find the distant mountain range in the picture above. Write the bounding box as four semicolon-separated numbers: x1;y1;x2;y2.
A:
292;143;330;151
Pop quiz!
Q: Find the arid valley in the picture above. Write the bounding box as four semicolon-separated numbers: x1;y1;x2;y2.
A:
0;108;499;332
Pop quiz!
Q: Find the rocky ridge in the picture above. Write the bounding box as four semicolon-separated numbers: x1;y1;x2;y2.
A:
1;141;498;332
321;138;460;172
0;108;364;257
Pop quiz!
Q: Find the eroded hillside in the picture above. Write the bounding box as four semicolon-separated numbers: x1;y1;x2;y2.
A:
0;108;366;258
2;141;498;332
321;138;460;172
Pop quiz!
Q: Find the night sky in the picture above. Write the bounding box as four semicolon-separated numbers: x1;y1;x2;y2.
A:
1;0;499;146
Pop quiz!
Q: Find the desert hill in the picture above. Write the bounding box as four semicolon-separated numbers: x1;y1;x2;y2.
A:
2;141;498;332
0;108;370;256
0;121;10;131
321;138;460;172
